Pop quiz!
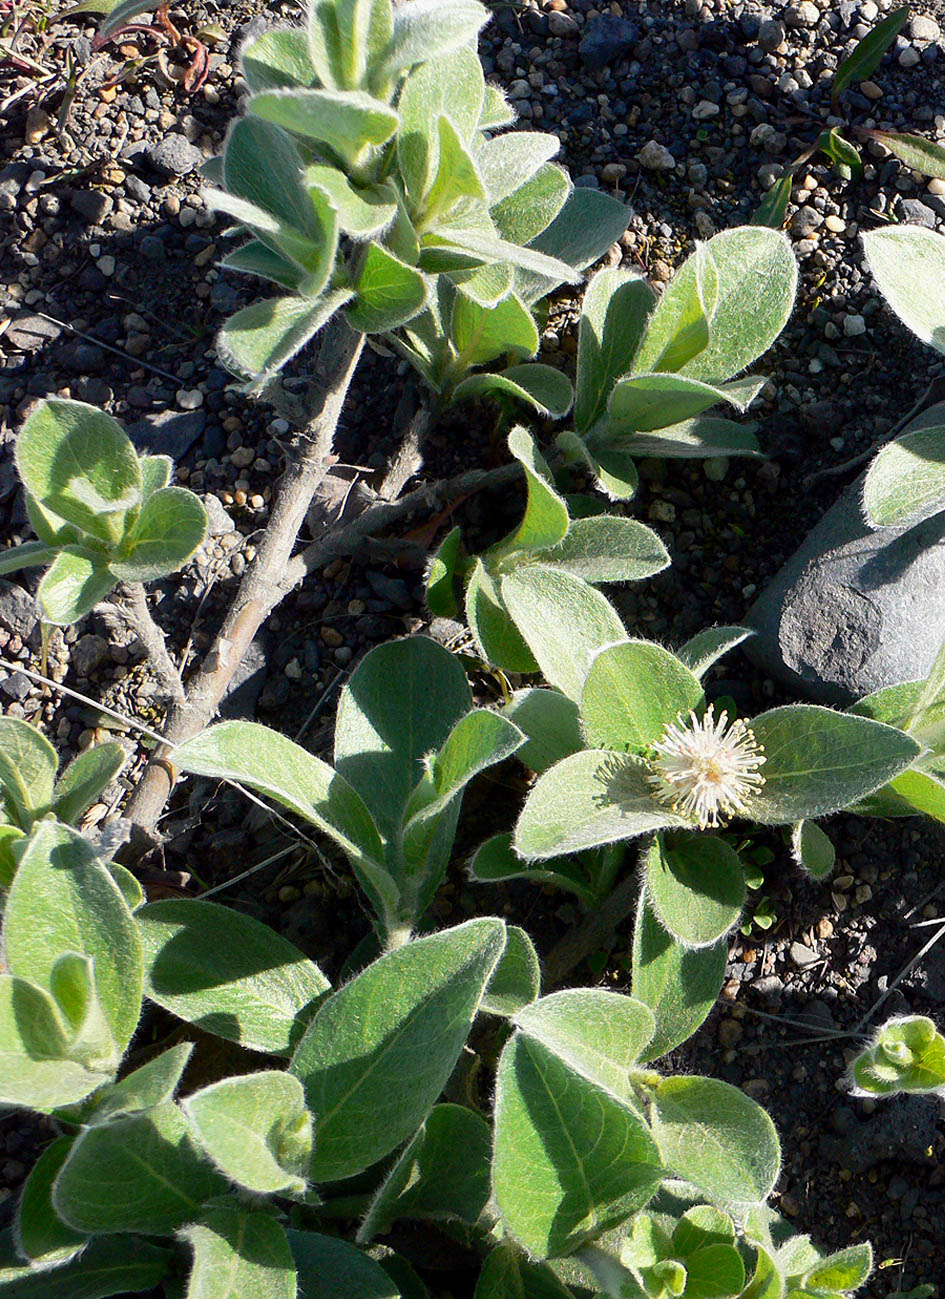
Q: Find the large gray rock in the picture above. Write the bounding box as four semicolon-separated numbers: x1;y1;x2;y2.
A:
747;401;945;704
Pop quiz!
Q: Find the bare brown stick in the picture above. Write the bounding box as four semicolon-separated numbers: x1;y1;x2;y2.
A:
123;321;364;835
282;459;520;590
105;582;185;704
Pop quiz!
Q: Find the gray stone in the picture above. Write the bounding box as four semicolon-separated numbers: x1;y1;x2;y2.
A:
71;634;109;678
747;399;945;704
70;188;113;225
909;13;941;42
791;205;823;237
127;409;206;459
790;941;819;967
4;313;62;352
125;175;152;204
578;15;640;70
900;198;937;228
638;140;676;172
786;1;820;26
0;580;38;639
148;135;204;177
203;493;235;537
0;672;30;701
547;10;578;36
757;18;785;50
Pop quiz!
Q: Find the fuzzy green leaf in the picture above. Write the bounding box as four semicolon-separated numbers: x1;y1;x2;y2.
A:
5;821;142;1049
359;1103;492;1241
791;819;835;879
290;917;505;1181
36;548;115;626
502;425;569;551
0;541;60;578
52;1102;227;1234
863;224;945;355
646;831;745;948
287;1231;399;1299
677;626;753;678
862;424;945;528
51;742;125;826
14;1136;86;1266
481;925;541;1017
16;400;141;543
493;1031;663;1258
217;292;354;389
240;27;317;93
183;1208;296;1299
650;1075;781;1207
87;1043;194;1125
0;976;111;1111
749;705;921;825
500;565;626;702
174;720;391;919
610;416;762;460
580;640;703;752
477;132;560;205
501;687;584;774
347;241;427;332
453;291;539;367
608;372;739;433
137;898;329;1056
305;166;397;238
249;87;398;165
183;1072;312;1196
109;487;208;582
631;884;728;1062
475;1246;573;1299
0;1235;172;1298
451;364;573;417
514;750;689;860
466;560;540;673
491;164;571;247
516;187;631;304
514;989;655;1102
376;0;489;82
575;269;656;433
333;635;471;837
0;718;58;821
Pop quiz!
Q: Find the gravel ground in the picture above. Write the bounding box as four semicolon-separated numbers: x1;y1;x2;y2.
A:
5;0;945;1292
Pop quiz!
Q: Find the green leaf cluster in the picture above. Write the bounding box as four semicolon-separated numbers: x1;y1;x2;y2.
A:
427;425;670;671
554;228;797;499
0;399;208;624
0;716;126;891
0;764;876;1299
174;634;524;940
210;0;631;393
492;572;918;943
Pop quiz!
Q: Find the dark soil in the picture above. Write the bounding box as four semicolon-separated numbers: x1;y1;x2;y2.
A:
4;0;945;1293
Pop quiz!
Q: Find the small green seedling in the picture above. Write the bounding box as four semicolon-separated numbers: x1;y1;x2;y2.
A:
0;399;208;625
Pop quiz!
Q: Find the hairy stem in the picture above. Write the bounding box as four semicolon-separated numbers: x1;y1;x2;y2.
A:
376;398;440;502
107;582;186;704
543;871;639;988
123;321;365;835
